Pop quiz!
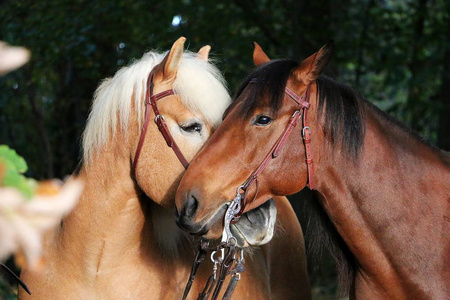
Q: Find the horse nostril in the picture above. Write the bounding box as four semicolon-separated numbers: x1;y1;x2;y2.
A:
184;194;198;217
176;192;202;233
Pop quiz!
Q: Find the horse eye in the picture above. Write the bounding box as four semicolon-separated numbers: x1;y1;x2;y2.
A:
180;122;202;133
253;115;272;126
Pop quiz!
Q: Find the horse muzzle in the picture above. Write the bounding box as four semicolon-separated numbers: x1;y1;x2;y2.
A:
176;193;277;247
175;195;227;236
231;198;277;246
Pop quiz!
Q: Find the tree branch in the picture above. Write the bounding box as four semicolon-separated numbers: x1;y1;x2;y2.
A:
232;0;282;47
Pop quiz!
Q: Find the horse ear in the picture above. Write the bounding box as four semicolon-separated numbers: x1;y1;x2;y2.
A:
293;41;334;85
162;36;186;81
197;45;211;62
253;42;270;65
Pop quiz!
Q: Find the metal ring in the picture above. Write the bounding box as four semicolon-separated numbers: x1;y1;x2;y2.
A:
211;251;220;263
227;236;237;246
154;114;165;123
236;184;246;195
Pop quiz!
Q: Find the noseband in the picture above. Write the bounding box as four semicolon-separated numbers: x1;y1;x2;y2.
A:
133;71;189;173
234;81;314;217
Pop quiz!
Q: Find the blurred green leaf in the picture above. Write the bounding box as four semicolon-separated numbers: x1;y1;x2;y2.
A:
0;145;36;198
0;145;28;173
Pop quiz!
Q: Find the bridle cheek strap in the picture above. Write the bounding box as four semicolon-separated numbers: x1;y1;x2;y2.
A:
133;73;189;174
241;110;301;193
237;84;314;216
286;85;314;190
301;101;314;190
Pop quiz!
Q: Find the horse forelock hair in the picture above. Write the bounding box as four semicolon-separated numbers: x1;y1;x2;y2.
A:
235;59;298;118
82;51;230;164
174;53;230;128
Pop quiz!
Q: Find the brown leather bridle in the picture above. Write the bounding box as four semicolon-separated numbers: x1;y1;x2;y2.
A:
133;71;189;173
234;81;314;217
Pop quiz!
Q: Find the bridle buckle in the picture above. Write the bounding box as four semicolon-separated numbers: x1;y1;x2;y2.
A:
154;114;165;124
302;126;311;138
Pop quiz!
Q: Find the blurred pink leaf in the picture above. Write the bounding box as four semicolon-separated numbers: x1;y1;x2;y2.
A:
0;41;30;75
0;178;82;267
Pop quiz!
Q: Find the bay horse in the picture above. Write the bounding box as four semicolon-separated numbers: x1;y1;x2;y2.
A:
19;38;310;299
175;41;450;299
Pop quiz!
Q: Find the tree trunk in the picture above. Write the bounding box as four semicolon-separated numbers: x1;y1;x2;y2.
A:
232;0;283;48
406;0;428;132
437;3;450;151
354;0;375;89
27;83;54;178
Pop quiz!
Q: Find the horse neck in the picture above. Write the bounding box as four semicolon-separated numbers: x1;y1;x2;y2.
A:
57;133;192;272
313;105;450;297
315;107;449;200
57;139;147;268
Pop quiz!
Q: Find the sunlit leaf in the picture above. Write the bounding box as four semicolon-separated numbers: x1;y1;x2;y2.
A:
0;145;36;198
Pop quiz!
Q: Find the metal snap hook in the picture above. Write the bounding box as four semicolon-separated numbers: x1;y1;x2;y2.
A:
291;110;301;118
211;251;221;263
236;184;246;196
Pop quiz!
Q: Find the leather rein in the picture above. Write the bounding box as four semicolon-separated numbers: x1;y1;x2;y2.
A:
234;80;314;217
133;71;189;173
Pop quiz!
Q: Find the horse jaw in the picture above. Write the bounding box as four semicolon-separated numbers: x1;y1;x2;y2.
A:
231;199;277;247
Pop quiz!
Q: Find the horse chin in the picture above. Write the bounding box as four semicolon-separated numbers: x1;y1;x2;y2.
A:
200;198;277;248
201;217;225;239
231;198;277;247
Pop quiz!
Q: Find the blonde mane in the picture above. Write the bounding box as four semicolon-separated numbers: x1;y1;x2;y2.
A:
82;51;231;163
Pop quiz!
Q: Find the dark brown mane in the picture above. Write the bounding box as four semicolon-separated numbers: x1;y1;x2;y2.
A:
316;76;365;158
301;190;355;297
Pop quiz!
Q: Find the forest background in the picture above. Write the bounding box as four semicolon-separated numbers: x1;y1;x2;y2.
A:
1;0;449;298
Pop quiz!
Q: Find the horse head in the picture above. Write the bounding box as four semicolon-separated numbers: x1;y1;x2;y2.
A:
131;37;222;208
175;42;333;239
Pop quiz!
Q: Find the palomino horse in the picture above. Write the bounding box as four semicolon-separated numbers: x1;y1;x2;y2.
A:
175;41;450;299
19;38;310;299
